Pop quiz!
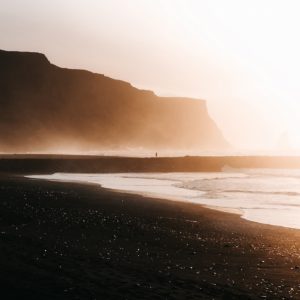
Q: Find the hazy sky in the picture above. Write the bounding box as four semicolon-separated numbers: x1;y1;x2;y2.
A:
1;0;300;150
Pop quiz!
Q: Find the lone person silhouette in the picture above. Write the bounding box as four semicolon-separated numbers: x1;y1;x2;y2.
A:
155;152;158;158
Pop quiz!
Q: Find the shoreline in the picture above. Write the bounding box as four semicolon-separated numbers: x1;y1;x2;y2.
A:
27;174;245;216
27;172;300;231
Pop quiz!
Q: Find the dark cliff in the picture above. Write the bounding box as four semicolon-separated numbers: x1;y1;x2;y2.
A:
0;50;228;152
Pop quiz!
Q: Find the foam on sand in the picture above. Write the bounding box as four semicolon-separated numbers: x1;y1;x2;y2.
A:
27;169;300;230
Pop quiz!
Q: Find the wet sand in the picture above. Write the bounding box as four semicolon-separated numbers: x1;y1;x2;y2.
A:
1;175;300;299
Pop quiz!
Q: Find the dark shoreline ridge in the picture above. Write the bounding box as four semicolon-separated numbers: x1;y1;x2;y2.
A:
1;175;300;299
1;155;300;174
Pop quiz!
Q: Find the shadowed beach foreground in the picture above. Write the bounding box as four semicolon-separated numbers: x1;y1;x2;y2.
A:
1;175;300;299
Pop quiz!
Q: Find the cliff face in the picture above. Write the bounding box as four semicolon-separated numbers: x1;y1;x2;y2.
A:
0;50;228;152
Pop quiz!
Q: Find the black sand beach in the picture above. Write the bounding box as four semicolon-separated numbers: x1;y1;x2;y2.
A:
1;174;300;299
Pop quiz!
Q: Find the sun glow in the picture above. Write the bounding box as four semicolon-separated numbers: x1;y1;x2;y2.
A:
160;0;300;150
2;0;300;151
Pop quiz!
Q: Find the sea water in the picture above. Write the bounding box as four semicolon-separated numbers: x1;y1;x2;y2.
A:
27;168;300;229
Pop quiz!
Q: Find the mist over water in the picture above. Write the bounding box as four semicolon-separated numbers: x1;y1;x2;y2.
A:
28;168;300;230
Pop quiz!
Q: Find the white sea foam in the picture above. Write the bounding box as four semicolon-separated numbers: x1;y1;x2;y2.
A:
27;169;300;230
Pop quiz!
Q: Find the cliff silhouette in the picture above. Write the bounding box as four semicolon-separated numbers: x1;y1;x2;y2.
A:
0;50;228;152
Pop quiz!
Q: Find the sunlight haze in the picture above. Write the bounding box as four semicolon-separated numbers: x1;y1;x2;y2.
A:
1;0;300;150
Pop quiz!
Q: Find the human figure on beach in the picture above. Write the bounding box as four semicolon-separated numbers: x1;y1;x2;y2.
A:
155;152;158;158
